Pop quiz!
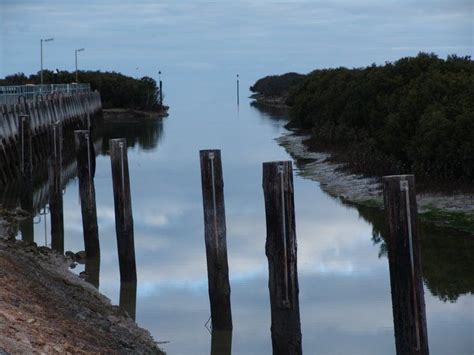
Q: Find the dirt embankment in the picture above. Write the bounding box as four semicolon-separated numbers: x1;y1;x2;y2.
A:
277;133;474;234
0;229;164;354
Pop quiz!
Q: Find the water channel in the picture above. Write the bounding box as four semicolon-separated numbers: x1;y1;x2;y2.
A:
1;75;473;354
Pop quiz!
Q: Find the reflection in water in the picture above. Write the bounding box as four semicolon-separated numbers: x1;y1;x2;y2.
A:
211;330;232;355
120;281;137;321
100;119;164;153
352;204;474;303
250;101;289;120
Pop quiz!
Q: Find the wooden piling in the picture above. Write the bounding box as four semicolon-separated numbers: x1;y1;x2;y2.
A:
382;175;429;355
110;138;137;283
211;330;232;355
20;217;34;243
49;122;64;253
262;161;302;355
119;281;137;321
85;255;101;289
75;130;100;259
199;149;232;331
18;114;33;212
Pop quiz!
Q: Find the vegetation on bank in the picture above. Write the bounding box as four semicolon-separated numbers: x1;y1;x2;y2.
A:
0;70;164;111
250;72;305;99
251;53;474;184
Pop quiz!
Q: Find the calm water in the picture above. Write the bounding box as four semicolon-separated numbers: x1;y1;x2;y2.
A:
3;75;473;354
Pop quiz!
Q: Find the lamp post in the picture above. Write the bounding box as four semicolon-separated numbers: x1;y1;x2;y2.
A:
40;38;54;85
75;48;85;83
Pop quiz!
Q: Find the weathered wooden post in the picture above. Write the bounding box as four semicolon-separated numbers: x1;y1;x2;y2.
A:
110;138;137;283
382;175;429;355
119;281;137;321
199;149;233;331
18;114;33;212
262;161;302;355
19;217;34;243
211;330;233;355
49;122;64;253
85;255;101;289
75;130;100;259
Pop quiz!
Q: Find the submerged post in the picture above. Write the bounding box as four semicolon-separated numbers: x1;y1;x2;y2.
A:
262;161;302;355
110;138;137;283
383;175;429;355
49;122;64;253
75;130;100;259
199;149;232;331
18;114;33;212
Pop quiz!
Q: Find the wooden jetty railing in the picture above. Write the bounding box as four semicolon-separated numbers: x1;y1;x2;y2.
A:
0;90;102;184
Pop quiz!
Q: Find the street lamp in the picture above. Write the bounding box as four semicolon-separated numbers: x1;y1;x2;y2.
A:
40;37;54;85
75;48;85;83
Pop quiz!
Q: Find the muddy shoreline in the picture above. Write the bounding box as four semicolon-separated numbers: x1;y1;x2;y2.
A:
277;132;474;234
0;214;164;354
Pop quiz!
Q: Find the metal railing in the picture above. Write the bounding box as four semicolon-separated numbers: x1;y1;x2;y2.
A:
0;83;91;106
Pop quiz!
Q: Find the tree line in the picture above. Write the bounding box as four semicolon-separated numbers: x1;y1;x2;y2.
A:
251;53;474;183
0;70;163;111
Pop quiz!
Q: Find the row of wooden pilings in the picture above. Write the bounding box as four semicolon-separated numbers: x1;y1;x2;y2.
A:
18;119;428;354
198;152;429;355
16;114;137;316
0;91;101;184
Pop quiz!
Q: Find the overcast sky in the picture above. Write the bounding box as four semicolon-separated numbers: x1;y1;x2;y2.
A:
1;0;472;82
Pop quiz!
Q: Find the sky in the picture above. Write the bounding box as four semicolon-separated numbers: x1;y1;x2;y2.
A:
0;0;472;84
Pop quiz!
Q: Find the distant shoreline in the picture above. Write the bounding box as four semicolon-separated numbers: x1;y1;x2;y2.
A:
102;107;169;122
249;93;288;109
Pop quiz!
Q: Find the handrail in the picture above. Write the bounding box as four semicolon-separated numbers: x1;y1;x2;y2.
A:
0;83;91;106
